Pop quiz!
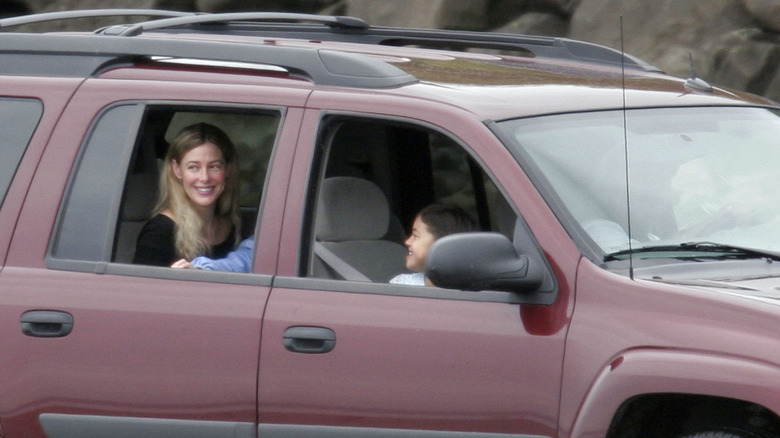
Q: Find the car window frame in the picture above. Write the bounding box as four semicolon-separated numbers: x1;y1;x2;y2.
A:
47;100;287;286
288;110;552;304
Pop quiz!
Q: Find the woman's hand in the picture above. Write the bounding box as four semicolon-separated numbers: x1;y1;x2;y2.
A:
170;258;194;269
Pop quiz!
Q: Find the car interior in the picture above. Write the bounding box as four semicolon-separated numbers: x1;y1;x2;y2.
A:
114;110;517;280
306;116;517;282
114;106;279;264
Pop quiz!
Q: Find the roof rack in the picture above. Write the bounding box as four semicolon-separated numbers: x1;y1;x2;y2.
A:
0;9;662;74
93;11;661;73
0;9;194;29
100;12;369;37
336;26;661;73
0;33;416;88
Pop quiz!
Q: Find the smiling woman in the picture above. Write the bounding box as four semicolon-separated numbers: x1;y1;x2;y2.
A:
172;141;229;213
133;122;242;267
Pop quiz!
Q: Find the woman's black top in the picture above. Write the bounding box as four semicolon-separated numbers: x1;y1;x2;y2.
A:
133;214;235;266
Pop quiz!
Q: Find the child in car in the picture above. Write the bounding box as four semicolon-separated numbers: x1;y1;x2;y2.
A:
390;203;477;286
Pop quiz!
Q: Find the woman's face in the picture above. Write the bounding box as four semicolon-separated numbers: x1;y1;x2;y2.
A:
172;142;229;214
404;216;436;272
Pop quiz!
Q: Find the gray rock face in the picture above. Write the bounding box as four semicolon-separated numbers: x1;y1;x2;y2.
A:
568;0;778;101
570;0;754;76
343;0;490;30
5;0;778;102
743;0;780;33
711;28;780;100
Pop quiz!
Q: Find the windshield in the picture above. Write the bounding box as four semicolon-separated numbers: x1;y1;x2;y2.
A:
497;107;780;260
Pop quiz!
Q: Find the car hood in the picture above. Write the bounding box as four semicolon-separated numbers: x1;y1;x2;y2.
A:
648;275;780;303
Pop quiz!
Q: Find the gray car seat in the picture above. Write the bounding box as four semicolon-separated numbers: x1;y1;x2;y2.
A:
313;176;408;282
113;136;160;263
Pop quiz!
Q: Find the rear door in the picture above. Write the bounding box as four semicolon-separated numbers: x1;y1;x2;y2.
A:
0;75;308;438
257;95;576;437
0;77;80;272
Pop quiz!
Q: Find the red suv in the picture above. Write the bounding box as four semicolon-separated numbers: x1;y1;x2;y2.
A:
1;9;780;438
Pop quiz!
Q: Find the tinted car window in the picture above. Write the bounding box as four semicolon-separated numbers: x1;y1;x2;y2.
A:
0;98;43;208
50;103;141;263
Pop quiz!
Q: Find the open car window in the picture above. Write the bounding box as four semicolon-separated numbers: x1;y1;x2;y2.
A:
49;103;281;272
305;115;516;283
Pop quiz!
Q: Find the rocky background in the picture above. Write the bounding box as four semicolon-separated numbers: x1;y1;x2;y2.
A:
2;0;779;102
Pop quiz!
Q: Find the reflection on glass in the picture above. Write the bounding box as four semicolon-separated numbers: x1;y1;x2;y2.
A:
498;107;780;256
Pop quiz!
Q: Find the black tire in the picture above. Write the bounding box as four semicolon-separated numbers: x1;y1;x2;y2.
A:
680;430;766;438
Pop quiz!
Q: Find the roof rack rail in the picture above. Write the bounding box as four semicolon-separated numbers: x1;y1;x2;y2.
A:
372;28;662;73
0;9;660;73
185;20;662;73
0;33;416;89
100;12;369;37
0;9;194;29
97;10;659;73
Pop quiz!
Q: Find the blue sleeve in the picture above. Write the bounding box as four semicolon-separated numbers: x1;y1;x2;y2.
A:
191;238;254;272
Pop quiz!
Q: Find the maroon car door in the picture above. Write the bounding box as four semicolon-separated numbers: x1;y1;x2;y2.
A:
256;105;575;438
0;76;307;438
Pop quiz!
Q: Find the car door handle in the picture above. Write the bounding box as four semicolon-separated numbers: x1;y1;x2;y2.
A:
21;310;74;338
283;326;335;354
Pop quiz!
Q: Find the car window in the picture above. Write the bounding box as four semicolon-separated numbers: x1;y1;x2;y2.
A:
0;98;42;209
49;103;281;270
304;116;515;283
499;107;780;258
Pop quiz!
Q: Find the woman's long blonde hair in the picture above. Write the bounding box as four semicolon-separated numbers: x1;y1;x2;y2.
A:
154;122;241;260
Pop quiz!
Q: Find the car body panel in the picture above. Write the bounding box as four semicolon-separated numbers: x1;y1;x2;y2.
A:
257;284;562;436
562;259;780;436
568;347;780;438
0;269;266;437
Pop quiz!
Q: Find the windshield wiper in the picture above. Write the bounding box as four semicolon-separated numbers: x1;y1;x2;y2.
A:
605;241;780;262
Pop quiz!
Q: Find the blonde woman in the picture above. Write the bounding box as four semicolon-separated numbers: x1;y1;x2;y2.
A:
134;122;241;267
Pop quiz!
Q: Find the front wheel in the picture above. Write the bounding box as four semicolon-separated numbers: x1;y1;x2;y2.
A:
680;430;768;438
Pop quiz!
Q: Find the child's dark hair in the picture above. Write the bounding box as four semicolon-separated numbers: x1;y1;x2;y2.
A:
418;204;477;240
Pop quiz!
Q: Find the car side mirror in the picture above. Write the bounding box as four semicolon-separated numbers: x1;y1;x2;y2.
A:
425;232;547;293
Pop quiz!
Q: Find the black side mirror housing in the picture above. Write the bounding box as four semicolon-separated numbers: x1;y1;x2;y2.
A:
425;232;553;299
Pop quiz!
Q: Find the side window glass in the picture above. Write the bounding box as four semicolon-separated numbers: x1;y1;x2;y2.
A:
0;98;43;209
306;117;515;283
51;104;141;262
50;104;281;273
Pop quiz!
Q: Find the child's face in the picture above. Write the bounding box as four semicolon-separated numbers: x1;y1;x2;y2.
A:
404;216;436;272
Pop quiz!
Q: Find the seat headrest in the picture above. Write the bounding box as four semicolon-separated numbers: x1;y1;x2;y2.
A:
315;177;390;242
